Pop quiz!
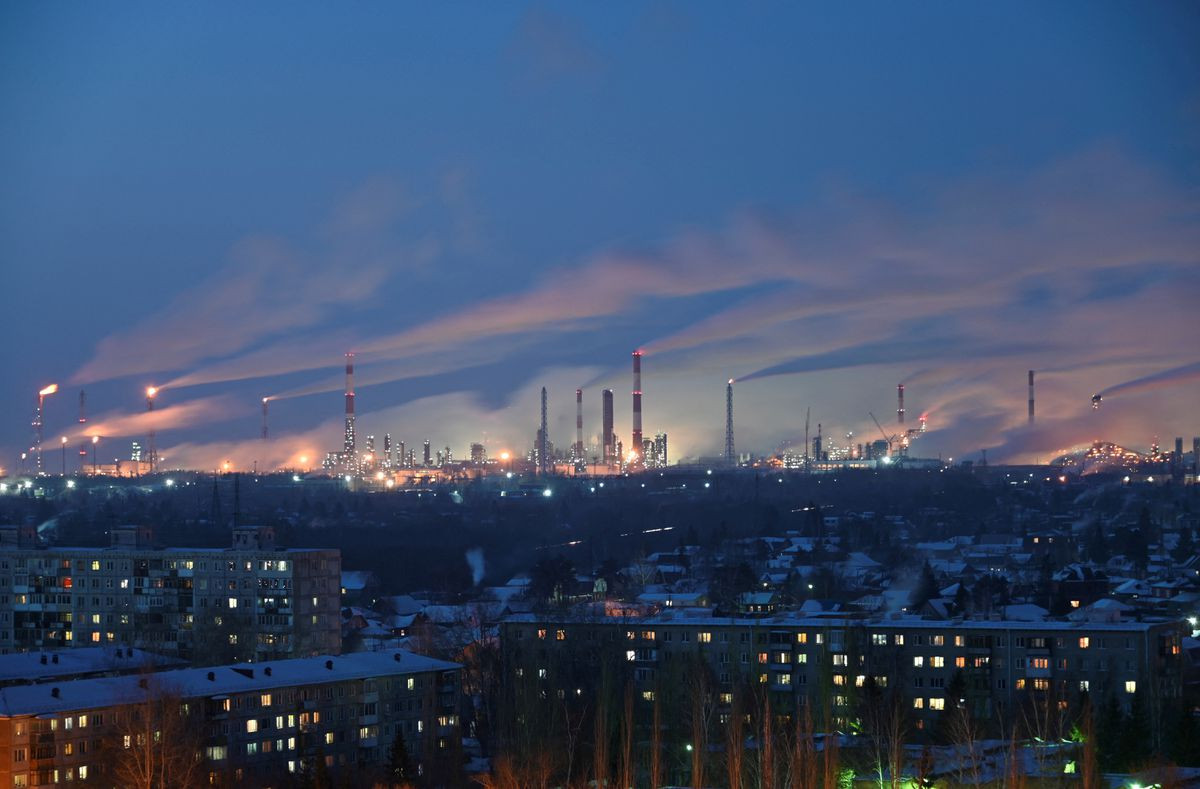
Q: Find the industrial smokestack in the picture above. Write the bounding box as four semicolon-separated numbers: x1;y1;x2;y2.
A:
344;352;356;463
145;386;158;474
261;398;269;440
539;387;549;475
79;390;86;424
602;389;614;464
897;383;905;425
632;351;643;463
575;389;583;461
1028;370;1035;425
725;379;735;465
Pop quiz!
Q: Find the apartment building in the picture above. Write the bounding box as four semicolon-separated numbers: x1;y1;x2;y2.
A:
0;524;340;663
0;650;461;788
500;610;1185;728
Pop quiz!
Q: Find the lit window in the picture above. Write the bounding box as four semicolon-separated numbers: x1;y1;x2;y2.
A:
556;630;566;641
913;656;924;668
246;720;258;733
796;632;807;644
913;698;924;709
260;694;271;707
955;657;966;668
1125;681;1136;694
698;631;712;643
1078;637;1090;649
929;698;945;711
228;597;238;609
894;635;905;646
931;656;945;668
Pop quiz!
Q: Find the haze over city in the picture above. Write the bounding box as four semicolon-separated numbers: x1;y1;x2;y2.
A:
2;2;1198;472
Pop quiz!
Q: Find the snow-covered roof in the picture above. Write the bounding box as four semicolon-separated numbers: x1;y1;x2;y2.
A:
0;648;185;686
0;651;459;718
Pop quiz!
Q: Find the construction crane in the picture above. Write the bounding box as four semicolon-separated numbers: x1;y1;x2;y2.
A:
869;412;899;457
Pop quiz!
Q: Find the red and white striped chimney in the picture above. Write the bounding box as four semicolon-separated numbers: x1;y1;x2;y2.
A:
343;352;356;455
632;351;643;460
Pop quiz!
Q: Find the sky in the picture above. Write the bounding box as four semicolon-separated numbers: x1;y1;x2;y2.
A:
1;1;1198;472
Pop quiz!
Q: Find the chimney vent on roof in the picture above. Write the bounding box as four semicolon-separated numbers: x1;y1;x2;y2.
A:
51;687;60;698
325;660;333;670
393;653;401;662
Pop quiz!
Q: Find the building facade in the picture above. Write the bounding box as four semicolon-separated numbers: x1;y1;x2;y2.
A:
500;611;1185;730
0;650;461;788
0;524;340;664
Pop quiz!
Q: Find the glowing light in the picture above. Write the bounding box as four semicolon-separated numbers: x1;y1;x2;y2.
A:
542;489;552;498
704;482;710;488
299;455;308;465
91;435;99;444
66;480;75;489
60;436;68;445
39;384;58;396
222;461;231;472
375;471;385;481
164;479;174;487
292;475;302;482
385;478;395;488
499;451;510;461
146;386;158;398
506;472;513;479
343;475;352;482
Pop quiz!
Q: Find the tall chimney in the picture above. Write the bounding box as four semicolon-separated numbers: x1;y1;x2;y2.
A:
602;389;614;464
632;351;643;462
1028;370;1035;425
261;398;269;440
344;353;356;461
575;389;583;461
539;387;548;475
725;379;735;465
897;383;905;425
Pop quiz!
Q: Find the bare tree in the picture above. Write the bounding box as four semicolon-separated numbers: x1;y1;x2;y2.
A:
650;693;663;789
726;686;745;789
99;677;205;789
946;703;982;786
619;683;635;789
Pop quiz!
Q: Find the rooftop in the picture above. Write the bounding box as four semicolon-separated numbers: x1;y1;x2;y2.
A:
0;650;459;718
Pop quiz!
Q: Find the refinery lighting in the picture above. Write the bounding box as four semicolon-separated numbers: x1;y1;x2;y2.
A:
39;384;58;396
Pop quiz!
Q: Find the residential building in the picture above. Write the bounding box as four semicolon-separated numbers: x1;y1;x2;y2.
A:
0;524;340;664
0;650;461;788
